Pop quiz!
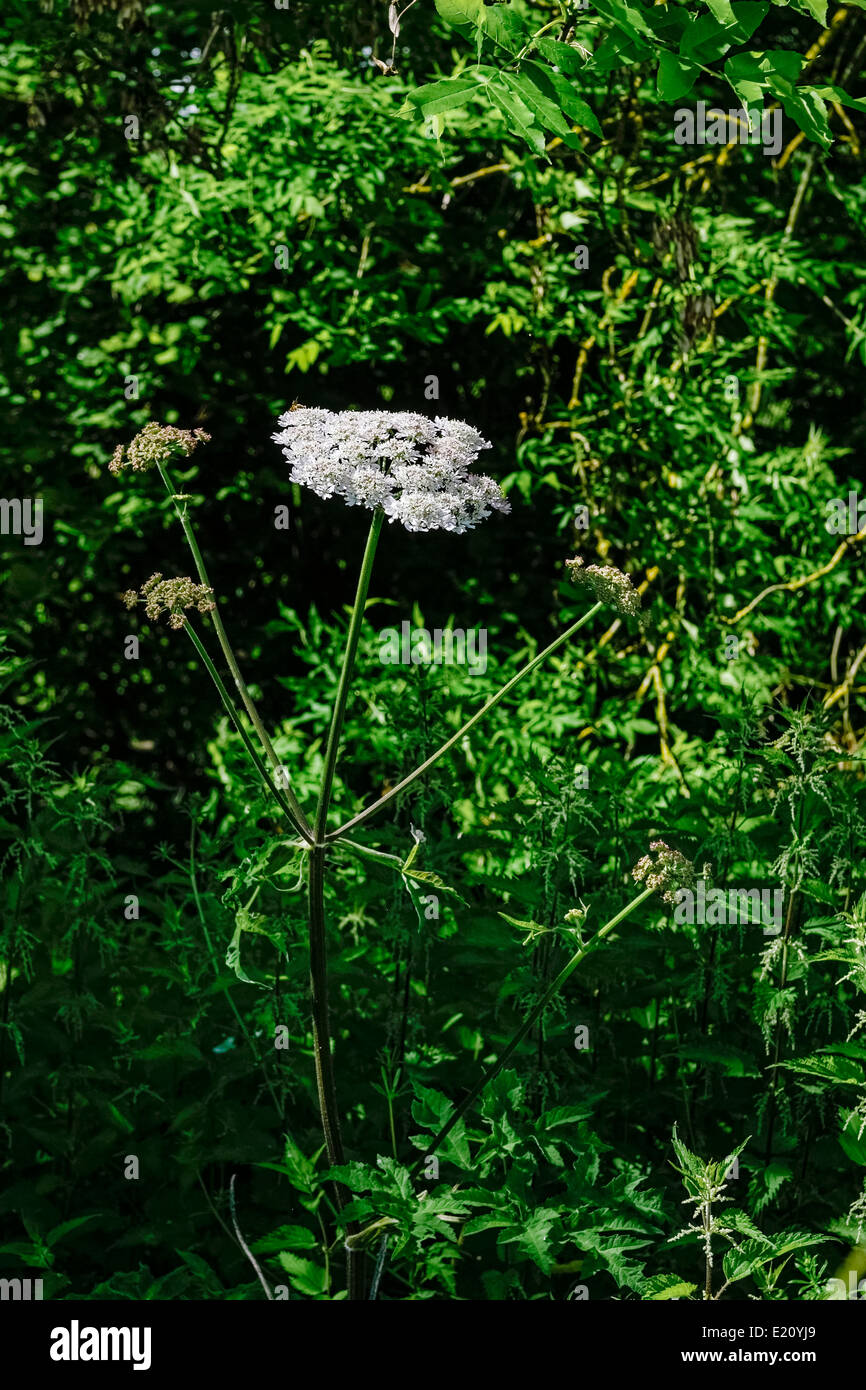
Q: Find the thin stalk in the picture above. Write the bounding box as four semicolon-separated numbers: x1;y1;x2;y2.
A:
308;508;385;1300
184;623;312;843
328;601;603;843
409;885;655;1179
158;461;312;840
314;507;385;841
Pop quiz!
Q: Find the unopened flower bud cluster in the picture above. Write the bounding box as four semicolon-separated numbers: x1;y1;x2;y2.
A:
272;407;510;534
123;573;216;630
109;422;211;475
632;840;702;904
566;556;641;618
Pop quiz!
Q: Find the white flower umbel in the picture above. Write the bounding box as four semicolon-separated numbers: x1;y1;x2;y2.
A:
272;407;510;534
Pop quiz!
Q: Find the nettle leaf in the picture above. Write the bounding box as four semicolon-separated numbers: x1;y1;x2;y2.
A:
839;1109;866;1166
722;1231;827;1284
641;1273;698;1300
719;1208;768;1242
670;1123;707;1183
776;1053;865;1085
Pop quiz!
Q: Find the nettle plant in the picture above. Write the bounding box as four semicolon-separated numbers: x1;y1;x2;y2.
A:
113;409;691;1299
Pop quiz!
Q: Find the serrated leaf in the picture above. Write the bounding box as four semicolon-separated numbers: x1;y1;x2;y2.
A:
776;1054;864;1085
722;1230;826;1284
501;67;572;140
534;37;589;77
411;1085;472;1167
251;1224;318;1254
498;1208;559;1273
642;1273;698;1300
277;1250;328;1297
405;75;481;119
486;76;546;154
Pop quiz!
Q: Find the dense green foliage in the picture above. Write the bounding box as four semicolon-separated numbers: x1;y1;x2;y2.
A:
2;0;866;1300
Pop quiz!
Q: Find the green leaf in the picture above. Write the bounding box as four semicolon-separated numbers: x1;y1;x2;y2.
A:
411;1085;473;1167
722;1231;827;1284
642;1273;698;1300
434;0;483;25
534;37;590;77
657;51;700;102
486;75;546;154
502;67;573;140
535;66;603;137
499;1208;560;1273
175;1251;222;1287
670;1123;707;1183
724;51;769;106
592;0;656;42
251;1224;319;1253
839;1110;866;1166
277;1250;328;1297
45;1216;98;1247
807;84;866;116
776;1053;864;1085
225;915;270;988
404;75;481;119
800;0;828;22
706;0;738;22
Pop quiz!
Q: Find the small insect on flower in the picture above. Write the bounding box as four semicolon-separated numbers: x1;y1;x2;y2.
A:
122;573;216;630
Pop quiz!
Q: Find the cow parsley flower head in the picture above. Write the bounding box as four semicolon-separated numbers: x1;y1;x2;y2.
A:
109;422;211;476
272;407;510;534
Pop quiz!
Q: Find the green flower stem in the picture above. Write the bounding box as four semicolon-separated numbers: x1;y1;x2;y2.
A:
328;600;603;844
314;506;385;842
308;506;385;1300
184;623;310;841
158;461;313;842
409;884;656;1180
